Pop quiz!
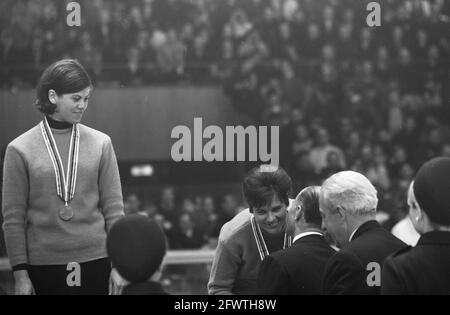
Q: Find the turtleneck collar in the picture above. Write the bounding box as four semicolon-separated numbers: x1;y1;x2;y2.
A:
46;115;73;129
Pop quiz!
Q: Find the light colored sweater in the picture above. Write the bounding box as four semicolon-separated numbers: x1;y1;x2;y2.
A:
208;205;293;295
2;123;124;266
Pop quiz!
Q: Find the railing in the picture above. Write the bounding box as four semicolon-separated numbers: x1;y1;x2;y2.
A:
0;250;216;271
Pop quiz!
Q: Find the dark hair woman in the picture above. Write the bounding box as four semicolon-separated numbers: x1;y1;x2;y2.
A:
2;59;124;295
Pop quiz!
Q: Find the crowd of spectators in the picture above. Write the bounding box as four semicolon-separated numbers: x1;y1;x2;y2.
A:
1;0;448;88
1;0;450;245
123;187;244;251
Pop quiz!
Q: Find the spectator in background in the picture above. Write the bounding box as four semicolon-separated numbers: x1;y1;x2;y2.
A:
343;131;362;169
125;194;142;215
302;22;322;60
159;186;178;228
353;145;390;192
156;28;185;81
374;46;392;81
172;213;206;250
292;151;318;187
119;47;147;86
310;128;346;175
211;194;241;239
291;124;313;156
319;151;345;181
190;195;218;239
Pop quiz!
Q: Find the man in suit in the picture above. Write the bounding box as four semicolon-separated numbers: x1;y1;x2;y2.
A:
382;157;450;294
320;171;406;294
256;186;336;294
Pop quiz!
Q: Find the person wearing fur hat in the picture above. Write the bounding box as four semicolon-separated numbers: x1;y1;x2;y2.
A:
382;157;450;294
107;214;168;295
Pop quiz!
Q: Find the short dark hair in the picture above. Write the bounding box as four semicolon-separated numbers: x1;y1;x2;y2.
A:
297;186;322;227
34;59;92;115
243;166;292;212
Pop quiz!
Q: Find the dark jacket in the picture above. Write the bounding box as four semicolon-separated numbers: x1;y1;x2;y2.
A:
382;231;450;295
257;234;336;295
323;220;406;295
122;281;168;295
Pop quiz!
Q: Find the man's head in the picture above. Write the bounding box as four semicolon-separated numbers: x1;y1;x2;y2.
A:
319;171;378;248
243;165;292;235
409;157;450;233
287;186;322;236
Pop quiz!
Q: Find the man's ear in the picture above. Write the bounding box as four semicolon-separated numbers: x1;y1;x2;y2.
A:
336;206;346;222
294;205;303;222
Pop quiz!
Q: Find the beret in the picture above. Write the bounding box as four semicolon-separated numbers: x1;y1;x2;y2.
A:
413;157;450;226
107;214;166;282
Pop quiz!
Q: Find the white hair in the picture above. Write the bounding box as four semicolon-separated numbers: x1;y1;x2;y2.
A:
320;171;378;217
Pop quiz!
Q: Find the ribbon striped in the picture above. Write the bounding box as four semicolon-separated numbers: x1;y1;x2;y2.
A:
251;215;292;261
40;117;79;206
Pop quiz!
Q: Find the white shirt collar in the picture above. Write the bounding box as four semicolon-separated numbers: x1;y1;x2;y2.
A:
293;231;323;243
349;228;358;242
349;222;366;242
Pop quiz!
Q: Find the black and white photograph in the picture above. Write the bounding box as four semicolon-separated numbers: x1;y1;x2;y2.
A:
0;0;449;300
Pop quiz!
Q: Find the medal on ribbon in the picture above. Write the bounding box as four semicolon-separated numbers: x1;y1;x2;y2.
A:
250;215;292;261
40;117;79;221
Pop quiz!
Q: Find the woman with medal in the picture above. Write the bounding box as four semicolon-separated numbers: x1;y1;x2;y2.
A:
2;59;124;294
208;165;294;295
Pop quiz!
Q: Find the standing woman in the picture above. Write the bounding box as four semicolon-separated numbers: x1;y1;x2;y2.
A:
2;59;124;294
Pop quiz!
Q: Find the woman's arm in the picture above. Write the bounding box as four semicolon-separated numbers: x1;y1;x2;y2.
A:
2;145;29;268
2;145;35;294
207;240;240;295
98;137;124;231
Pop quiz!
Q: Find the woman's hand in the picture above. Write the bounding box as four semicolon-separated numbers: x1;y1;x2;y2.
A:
109;268;128;295
14;270;35;295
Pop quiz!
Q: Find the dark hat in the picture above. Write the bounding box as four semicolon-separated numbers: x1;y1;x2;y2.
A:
107;214;166;283
413;157;450;226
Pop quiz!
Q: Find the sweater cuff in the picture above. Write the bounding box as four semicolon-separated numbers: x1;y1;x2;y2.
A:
12;264;29;272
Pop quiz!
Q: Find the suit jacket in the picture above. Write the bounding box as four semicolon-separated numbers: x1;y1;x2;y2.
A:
257;234;336;295
122;281;168;295
382;231;450;295
323;220;406;295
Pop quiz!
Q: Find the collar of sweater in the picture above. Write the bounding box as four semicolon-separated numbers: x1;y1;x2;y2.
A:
46;115;73;130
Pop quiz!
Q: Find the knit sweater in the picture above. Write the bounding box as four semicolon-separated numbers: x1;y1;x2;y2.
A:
2;123;124;267
208;206;293;295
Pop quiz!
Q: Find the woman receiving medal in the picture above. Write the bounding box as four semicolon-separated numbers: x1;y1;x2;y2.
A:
2;59;125;294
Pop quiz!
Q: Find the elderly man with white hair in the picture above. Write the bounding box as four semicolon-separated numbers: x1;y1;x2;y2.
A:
320;171;406;295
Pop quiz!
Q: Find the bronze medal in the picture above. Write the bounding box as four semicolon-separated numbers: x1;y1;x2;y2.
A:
59;205;74;221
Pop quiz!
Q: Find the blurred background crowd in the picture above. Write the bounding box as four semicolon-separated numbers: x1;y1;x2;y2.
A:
0;0;449;293
2;0;449;240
